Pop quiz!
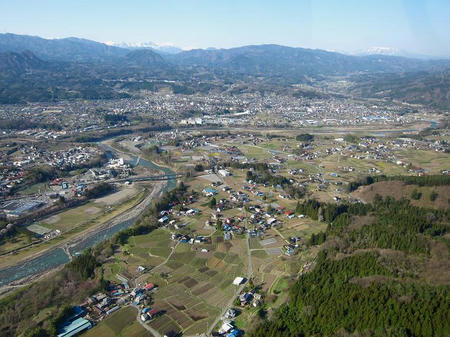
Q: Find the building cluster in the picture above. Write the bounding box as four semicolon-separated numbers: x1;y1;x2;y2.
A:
1;144;101;170
55;280;162;337
0;88;439;139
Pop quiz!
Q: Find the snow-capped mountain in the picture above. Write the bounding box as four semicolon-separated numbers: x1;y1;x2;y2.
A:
105;41;183;54
355;47;437;59
358;46;402;56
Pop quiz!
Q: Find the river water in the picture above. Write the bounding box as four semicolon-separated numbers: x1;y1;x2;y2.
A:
0;146;176;286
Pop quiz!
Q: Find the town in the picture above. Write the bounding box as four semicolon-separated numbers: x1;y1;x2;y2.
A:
0;104;448;336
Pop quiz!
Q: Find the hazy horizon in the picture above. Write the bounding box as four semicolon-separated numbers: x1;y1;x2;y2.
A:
1;0;449;57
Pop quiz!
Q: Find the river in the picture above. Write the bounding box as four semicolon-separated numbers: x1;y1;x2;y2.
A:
0;145;176;286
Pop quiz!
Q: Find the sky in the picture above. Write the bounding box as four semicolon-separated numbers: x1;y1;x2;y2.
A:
0;0;449;56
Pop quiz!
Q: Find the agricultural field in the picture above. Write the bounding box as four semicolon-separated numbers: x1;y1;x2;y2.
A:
80;132;450;335
396;149;449;174
83;306;151;337
104;169;334;336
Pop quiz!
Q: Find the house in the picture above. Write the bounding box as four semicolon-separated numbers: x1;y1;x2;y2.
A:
142;307;153;314
227;329;241;337
143;283;155;291
158;215;169;223
233;277;245;285
203;187;217;196
218;169;232;177
219;322;234;334
57;317;92;337
186;208;200;215
239;292;253;305
224;308;237;319
283;245;295;256
147;309;159;319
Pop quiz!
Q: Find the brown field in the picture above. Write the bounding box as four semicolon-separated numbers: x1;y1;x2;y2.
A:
353;181;450;209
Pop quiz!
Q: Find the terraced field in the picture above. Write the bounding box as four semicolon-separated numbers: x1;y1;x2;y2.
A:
83;306;151;337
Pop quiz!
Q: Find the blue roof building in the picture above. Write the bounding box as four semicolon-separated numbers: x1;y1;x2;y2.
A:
227;329;241;337
57;317;92;337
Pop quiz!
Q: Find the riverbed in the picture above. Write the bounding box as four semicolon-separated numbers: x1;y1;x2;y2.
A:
0;145;176;286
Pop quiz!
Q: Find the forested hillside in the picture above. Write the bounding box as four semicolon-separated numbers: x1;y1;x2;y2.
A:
251;190;450;337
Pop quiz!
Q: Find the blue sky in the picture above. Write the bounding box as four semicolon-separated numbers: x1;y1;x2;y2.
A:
0;0;449;56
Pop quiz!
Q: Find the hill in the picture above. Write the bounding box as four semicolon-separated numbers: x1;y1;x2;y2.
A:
168;44;450;79
0;34;449;108
348;70;450;109
124;49;168;68
0;33;128;62
250;177;450;337
0;50;49;74
352;180;450;210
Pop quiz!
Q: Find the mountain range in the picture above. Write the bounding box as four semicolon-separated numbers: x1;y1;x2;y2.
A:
0;33;449;108
2;33;449;73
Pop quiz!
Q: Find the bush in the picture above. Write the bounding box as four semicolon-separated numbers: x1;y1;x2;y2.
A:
83;182;114;199
430;191;438;201
411;189;422;200
194;164;204;172
296;133;314;142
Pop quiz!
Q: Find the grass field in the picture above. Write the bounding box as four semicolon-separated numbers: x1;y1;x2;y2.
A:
0;187;147;269
0;232;39;255
40;188;145;233
278;218;327;239
397;149;449;174
353;181;450;210
18;182;51;195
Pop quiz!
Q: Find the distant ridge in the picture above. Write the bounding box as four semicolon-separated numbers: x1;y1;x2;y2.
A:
0;33;449;108
0;33;128;62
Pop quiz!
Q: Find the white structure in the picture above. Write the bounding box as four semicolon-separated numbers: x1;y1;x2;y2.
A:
233;277;245;285
218;169;231;177
219;322;234;334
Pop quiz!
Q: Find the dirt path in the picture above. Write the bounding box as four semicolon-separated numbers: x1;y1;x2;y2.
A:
134;240;180;288
132;305;162;337
206;233;253;336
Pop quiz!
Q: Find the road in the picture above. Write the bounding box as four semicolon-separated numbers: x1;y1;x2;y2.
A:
134;240;180;288
0;181;165;292
132;240;181;337
132;304;163;337
206;233;253;336
134;232;252;337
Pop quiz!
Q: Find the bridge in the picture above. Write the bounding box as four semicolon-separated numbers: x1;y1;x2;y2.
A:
114;173;184;183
